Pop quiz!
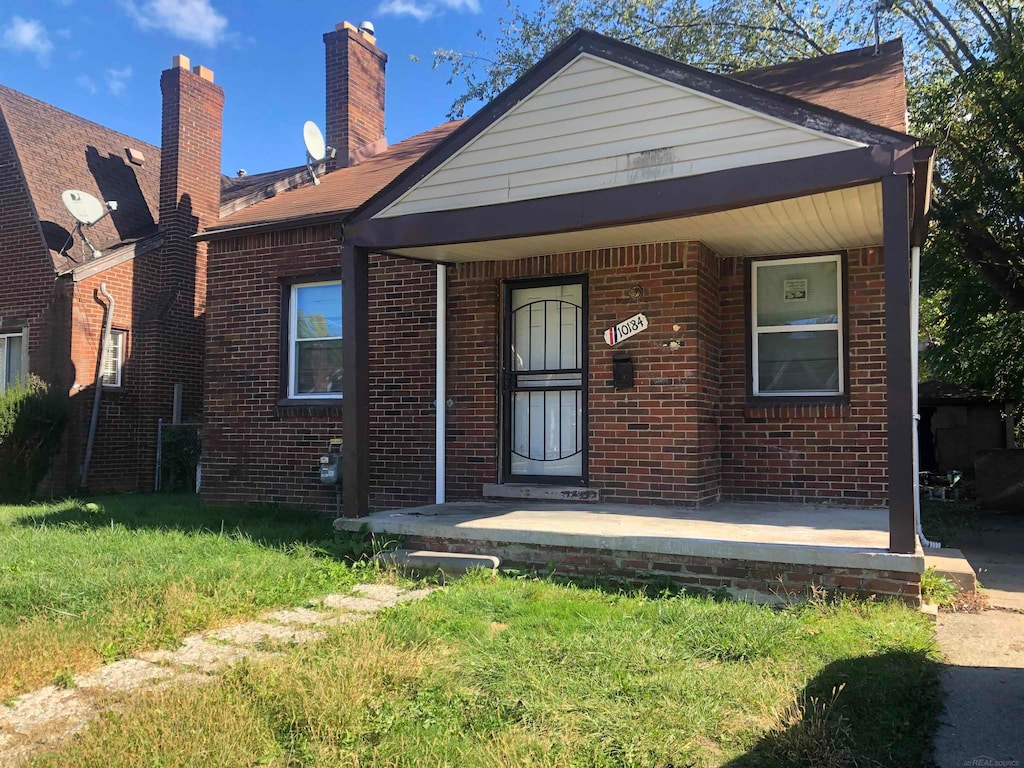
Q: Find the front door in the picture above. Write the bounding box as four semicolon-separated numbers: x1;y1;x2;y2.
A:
502;277;587;484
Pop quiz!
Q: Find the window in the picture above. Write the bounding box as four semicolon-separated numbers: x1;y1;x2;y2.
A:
751;254;843;397
0;331;24;394
102;330;125;388
288;281;343;398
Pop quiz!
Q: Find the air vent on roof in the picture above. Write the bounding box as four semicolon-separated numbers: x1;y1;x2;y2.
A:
237;169;247;177
125;147;145;166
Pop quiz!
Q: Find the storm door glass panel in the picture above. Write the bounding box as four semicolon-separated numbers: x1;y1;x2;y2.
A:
508;283;583;479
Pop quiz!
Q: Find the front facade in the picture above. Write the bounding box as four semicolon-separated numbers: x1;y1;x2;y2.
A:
202;28;932;601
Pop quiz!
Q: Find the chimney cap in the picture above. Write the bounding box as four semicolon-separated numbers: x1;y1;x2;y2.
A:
358;20;375;35
192;64;215;82
171;54;190;70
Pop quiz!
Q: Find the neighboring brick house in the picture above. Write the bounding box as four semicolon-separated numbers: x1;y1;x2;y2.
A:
0;59;302;493
199;26;931;538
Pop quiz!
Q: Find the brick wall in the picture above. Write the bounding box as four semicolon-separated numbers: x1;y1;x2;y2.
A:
401;534;921;605
66;255;162;492
447;242;723;505
324;23;386;169
202;225;435;514
444;243;888;507
0;110;68;391
718;247;888;505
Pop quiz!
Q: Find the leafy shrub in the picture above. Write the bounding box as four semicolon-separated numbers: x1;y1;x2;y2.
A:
0;375;69;502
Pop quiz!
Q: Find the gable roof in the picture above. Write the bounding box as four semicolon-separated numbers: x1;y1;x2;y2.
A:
353;30;913;226
206;121;464;234
730;39;907;134
203;30;911;238
0;85;163;272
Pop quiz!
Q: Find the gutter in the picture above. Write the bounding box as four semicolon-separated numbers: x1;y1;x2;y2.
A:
195;210;350;242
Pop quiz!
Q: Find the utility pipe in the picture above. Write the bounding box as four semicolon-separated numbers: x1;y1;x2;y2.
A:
435;264;446;504
81;283;114;488
911;245;941;548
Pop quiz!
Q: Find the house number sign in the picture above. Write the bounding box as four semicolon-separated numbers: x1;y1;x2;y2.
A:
603;313;648;346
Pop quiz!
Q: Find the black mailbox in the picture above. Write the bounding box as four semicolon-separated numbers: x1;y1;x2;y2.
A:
613;355;634;390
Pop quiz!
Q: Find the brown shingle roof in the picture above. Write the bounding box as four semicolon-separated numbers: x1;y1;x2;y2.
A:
211;121;464;232
0;85;162;271
731;39;907;134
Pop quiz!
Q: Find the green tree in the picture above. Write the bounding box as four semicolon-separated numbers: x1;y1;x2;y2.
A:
434;0;871;119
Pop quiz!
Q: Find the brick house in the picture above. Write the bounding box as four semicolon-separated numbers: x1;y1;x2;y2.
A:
200;27;934;602
0;58;303;492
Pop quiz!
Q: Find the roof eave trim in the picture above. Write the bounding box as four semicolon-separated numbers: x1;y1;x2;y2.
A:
197;210;350;242
63;234;164;282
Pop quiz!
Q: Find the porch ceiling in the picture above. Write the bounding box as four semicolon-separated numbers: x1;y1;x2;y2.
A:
389;182;882;263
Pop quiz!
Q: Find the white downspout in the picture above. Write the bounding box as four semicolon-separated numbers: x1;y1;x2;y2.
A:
911;245;941;548
435;264;446;504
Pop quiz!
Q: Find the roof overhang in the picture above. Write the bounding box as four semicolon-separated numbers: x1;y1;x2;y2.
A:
345;142;916;261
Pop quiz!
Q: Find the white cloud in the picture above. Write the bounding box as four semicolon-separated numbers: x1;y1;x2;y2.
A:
106;66;132;96
1;16;54;65
75;74;97;95
441;0;480;11
120;0;228;46
378;0;435;22
378;0;480;21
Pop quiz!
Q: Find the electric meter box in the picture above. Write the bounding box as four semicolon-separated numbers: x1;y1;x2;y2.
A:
319;453;341;485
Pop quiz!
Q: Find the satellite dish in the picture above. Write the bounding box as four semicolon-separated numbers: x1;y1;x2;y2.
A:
60;189;116;259
303;121;327;162
302;120;336;186
62;190;107;225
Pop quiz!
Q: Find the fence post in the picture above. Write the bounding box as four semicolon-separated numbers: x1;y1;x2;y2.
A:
155;417;163;492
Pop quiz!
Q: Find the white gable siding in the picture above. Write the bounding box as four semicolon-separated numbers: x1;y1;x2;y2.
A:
376;54;865;219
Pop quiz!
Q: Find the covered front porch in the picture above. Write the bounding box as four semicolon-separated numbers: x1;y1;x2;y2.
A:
335;30;935;563
336;499;925;603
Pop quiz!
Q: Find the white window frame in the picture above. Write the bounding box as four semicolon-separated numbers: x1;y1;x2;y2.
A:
1;330;26;395
101;330;126;388
287;280;343;399
751;254;844;397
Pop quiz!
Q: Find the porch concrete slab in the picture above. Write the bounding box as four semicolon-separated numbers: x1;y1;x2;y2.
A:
335;501;924;572
924;548;977;593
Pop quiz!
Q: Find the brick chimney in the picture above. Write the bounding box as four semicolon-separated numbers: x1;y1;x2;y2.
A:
324;21;387;170
159;54;224;236
148;54;223;425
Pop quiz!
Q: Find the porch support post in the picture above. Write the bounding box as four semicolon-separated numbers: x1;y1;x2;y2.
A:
341;241;370;518
882;173;916;554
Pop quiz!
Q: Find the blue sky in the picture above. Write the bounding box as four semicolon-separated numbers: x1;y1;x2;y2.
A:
0;0;522;175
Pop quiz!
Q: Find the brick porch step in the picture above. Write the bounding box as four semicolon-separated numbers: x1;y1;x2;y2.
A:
482;483;600;502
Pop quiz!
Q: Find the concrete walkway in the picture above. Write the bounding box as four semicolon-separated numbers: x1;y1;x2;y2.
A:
957;512;1024;611
933;610;1024;767
0;583;432;767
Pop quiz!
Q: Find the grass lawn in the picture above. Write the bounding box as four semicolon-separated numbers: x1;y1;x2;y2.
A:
0;494;378;699
31;573;942;768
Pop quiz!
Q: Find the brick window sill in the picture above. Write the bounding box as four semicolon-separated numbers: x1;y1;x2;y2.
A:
745;398;850;420
276;397;344;417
